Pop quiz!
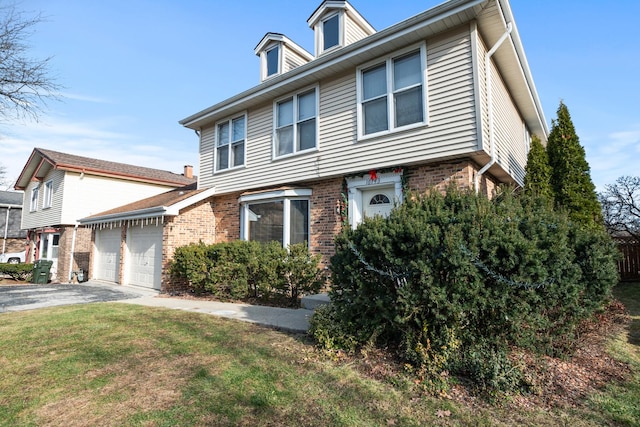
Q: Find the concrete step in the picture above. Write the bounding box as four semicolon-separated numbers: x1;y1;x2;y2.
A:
301;293;330;310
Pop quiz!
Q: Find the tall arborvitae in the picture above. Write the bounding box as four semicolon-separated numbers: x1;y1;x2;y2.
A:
546;101;602;228
523;134;553;199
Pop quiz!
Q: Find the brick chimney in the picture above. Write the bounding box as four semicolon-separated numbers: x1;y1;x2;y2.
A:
184;165;193;179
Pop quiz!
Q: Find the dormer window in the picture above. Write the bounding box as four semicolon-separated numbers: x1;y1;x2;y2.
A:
322;13;341;52
265;45;280;77
255;33;313;82
308;1;375;57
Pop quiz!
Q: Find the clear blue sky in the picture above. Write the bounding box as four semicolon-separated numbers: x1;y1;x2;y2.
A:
1;0;638;191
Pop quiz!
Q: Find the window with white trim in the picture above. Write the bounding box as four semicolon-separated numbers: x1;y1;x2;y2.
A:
322;13;341;52
240;190;311;247
30;186;39;212
43;180;53;209
357;44;427;139
274;87;317;158
265;45;280;77
216;114;246;171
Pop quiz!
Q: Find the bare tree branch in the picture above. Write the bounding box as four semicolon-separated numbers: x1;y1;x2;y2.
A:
599;176;640;240
0;2;60;122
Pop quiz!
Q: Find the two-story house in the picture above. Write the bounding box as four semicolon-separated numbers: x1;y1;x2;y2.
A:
14;148;195;282
0;190;26;257
80;0;548;292
180;0;547;258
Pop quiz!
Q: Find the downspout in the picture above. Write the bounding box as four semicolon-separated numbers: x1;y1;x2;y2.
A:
2;206;10;254
474;21;513;193
68;223;78;283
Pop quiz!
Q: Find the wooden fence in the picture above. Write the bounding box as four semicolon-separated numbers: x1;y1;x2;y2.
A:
615;236;640;282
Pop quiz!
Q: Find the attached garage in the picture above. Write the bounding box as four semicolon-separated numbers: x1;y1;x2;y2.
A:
79;185;217;292
94;227;121;282
126;224;162;290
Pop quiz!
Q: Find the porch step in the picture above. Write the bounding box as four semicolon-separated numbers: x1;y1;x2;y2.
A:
301;293;331;310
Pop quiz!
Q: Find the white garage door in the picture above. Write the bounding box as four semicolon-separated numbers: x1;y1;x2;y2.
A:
126;224;162;290
94;228;121;283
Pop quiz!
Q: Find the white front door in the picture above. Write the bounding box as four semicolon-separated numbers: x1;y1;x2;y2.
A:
362;187;395;219
39;233;59;279
126;225;162;289
94;228;121;283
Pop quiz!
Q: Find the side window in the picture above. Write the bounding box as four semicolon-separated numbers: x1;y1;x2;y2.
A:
30;186;39;212
43;180;53;209
274;87;317;158
216;114;246;172
358;44;427;139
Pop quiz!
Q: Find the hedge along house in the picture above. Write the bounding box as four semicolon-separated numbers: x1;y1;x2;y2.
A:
177;0;548;271
14;148;195;282
78;184;217;290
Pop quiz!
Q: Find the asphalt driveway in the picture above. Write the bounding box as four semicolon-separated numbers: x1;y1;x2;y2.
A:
0;282;155;313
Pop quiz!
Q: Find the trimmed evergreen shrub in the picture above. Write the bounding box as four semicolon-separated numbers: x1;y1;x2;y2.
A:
170;241;324;305
312;189;619;392
0;263;33;281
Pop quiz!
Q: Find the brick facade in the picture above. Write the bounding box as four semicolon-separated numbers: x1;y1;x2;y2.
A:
406;159;497;198
2;238;26;253
57;225;92;282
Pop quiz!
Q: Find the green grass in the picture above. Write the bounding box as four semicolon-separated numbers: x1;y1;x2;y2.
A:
0;287;639;426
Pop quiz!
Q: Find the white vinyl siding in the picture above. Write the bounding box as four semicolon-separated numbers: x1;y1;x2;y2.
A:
345;16;371;45
284;48;311;73
197;27;479;194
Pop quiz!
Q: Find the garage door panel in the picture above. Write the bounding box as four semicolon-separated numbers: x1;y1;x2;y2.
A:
95;228;121;283
126;225;162;290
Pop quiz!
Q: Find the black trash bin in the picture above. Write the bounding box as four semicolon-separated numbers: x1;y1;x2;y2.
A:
32;260;53;284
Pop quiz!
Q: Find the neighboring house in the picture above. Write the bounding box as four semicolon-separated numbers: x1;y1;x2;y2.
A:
0;191;27;255
81;0;549;292
14;148;195;282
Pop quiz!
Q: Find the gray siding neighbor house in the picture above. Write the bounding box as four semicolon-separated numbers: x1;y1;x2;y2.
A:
0;190;26;255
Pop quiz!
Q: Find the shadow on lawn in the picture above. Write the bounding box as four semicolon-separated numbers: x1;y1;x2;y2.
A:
614;282;640;348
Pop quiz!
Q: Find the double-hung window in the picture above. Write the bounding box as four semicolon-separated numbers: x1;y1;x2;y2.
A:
216;114;246;171
358;44;427;138
30;186;39;212
43;180;53;209
240;189;311;248
274;87;317;158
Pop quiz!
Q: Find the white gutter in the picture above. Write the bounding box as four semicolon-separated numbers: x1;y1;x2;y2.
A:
474;21;513;193
2;206;10;254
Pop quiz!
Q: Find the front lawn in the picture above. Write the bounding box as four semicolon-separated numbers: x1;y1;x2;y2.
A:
0;284;638;426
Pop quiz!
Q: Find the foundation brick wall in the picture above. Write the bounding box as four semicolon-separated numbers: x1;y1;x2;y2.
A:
2;238;26;253
308;177;344;267
162;198;218;292
56;225;92;283
406;159;497;198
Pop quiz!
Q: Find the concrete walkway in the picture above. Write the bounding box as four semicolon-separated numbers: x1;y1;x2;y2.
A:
0;280;317;333
119;293;315;333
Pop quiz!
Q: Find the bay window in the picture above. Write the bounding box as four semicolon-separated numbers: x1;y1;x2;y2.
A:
274;87;317;158
216;114;246;171
240;189;311;247
357;44;427;139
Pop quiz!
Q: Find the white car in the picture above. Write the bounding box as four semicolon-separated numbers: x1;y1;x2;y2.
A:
0;250;26;264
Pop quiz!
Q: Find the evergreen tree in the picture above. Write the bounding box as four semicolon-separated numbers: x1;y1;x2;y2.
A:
523;134;553;198
546;101;602;228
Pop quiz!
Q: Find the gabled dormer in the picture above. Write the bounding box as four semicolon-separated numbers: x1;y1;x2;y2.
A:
307;0;375;57
255;33;314;82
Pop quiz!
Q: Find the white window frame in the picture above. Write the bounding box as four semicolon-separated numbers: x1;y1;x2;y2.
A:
214;112;247;173
317;11;343;54
30;185;39;212
261;43;282;80
346;172;403;229
239;188;312;248
43;180;53;209
356;43;428;141
272;86;319;160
